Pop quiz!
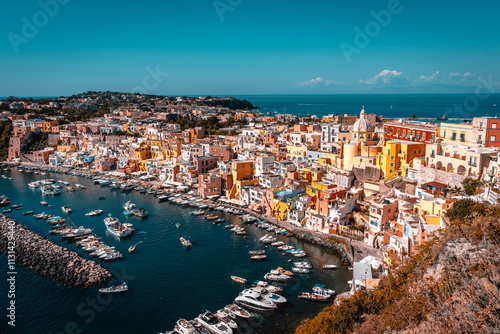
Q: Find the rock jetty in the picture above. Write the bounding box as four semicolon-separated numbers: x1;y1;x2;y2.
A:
0;214;111;288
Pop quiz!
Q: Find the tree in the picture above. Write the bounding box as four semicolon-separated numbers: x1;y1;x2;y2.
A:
462;177;481;195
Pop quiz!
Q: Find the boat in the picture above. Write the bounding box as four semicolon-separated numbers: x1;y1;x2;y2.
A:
85;209;103;217
2;208;12;213
348;266;353;271
224;304;251;319
123;200;136;211
264;273;291;282
252;280;282;293
98;197;105;200
98;282;128;294
61;206;72;214
158;195;169;202
292;267;310;274
10;204;22;209
176;223;181;229
110;183;121;190
128;245;136;254
62;226;93;239
205;215;218;220
215;309;238;330
322;264;338;269
196;311;233;334
243;287;287;304
234;290;277;312
121;184;135;191
250;254;267;261
104;214;133;238
190;210;204;216
271;241;285;247
175;319;198;334
295;261;312;269
131;208;148;218
293;250;307;258
75;184;86;189
40;201;48;206
248;250;265;255
297;291;332;302
180;237;192;247
213;218;225;224
66;186;75;192
34;212;49;219
23;210;34;215
230;276;247;284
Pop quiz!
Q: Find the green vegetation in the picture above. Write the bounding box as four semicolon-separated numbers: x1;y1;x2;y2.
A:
25;132;49;152
462;177;481;195
167;115;244;134
295;199;500;334
0;120;13;160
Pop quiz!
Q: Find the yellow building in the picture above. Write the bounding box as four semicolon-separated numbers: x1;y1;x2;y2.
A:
438;122;473;145
57;145;76;153
306;181;334;197
272;199;292;220
418;197;451;216
286;145;308;161
135;144;151;162
377;140;426;180
231;160;254;181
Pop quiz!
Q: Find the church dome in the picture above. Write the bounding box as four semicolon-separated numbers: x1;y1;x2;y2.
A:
352;106;374;132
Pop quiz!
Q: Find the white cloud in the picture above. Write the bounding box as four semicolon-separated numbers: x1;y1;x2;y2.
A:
417;71;440;83
360;69;410;85
449;72;477;81
296;77;334;87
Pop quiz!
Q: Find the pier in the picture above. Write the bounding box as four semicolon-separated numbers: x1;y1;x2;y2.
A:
0;214;111;288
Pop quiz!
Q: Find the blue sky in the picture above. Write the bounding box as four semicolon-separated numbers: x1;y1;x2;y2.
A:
1;0;499;96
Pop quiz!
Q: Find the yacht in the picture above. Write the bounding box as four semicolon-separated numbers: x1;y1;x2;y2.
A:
292;267;310;274
234;290;277;312
295;261;312;269
99;179;112;186
252;280;282;293
158;194;169;202
264;273;291;282
215;310;238;330
243;287;287;304
190;210;204;216
120;184;135;191
40;201;48;206
110;183;121;190
196;311;233;334
174;319;198;334
62;226;93;239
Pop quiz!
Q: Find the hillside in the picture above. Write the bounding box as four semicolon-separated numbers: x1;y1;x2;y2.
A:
295;199;500;334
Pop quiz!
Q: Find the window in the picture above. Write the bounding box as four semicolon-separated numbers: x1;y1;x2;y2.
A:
479;122;483;130
451;132;457;140
390;128;393;135
478;135;482;142
403;130;406;137
390;163;394;167
422;132;426;141
443;130;447;138
460;133;465;142
493;123;497;129
491;136;496;142
397;129;400;136
416;132;421;140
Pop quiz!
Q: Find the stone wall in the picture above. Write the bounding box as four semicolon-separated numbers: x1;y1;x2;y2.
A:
417;165;466;188
353;166;382;182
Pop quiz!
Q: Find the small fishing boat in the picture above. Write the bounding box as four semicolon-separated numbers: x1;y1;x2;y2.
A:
249;250;265;255
176;223;181;229
23;210;34;215
251;254;267;261
190;210;204;216
99;282;128;294
62;206;72;214
2;208;12;213
224;304;251;319
213;218;225;224
180;237;192;247
40;201;48;206
231;275;247;284
128;245;136;254
205;215;218;220
292;267;310;274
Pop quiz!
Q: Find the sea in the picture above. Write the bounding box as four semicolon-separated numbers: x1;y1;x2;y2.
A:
235;94;500;120
0;169;350;334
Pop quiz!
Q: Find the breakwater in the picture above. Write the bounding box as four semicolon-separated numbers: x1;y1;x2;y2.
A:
0;214;111;288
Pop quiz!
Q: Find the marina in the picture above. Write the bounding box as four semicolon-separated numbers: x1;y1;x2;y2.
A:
0;167;349;333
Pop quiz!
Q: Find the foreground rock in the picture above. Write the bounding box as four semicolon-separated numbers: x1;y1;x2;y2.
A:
0;214;111;288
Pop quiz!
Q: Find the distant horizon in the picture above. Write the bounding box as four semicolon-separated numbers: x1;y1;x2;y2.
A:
3;92;500;100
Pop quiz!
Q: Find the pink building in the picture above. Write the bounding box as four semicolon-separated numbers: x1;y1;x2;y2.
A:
95;157;117;171
193;156;220;175
198;174;222;198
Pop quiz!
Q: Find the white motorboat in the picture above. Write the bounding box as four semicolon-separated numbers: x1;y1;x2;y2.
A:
123;200;136;211
175;319;197;334
243;287;287;304
224;304;251;319
252;280;282;293
234;290;277;312
99;282;128;294
264;273;291;282
104;214;133;238
295;261;312;269
121;184;135;191
196;311;233;334
61;206;72;214
322;264;338;269
292;267;310;274
215;310;238;330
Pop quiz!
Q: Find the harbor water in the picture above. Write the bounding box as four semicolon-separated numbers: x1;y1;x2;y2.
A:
0;168;351;334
